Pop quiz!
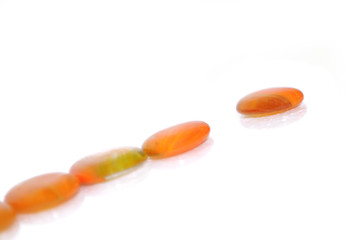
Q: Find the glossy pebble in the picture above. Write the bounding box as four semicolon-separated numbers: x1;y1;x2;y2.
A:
0;202;15;232
70;147;148;184
142;121;210;159
236;87;304;116
5;173;79;213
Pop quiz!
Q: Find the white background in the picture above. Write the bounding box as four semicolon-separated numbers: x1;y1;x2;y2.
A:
0;0;361;239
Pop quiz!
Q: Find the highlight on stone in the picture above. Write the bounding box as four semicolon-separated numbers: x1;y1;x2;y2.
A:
70;147;148;185
142;121;210;159
236;87;304;117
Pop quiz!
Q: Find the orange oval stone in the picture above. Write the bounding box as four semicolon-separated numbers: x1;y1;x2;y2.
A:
0;202;15;232
142;121;210;159
236;87;304;116
70;147;148;185
5;173;79;213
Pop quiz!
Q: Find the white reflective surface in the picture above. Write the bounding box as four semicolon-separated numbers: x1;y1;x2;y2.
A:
0;0;360;239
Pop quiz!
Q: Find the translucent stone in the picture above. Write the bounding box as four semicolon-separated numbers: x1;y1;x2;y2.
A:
5;173;79;213
70;147;148;184
236;87;304;116
0;202;15;232
142;121;210;159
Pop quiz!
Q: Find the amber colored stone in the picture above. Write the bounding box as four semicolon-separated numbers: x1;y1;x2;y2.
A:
5;173;79;213
142;121;210;159
236;87;304;116
0;202;15;232
70;147;148;184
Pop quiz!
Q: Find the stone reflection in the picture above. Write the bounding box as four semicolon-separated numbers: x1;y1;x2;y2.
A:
240;104;307;129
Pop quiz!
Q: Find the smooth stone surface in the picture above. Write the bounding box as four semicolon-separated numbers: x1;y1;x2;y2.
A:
70;147;148;184
0;201;15;232
142;121;210;159
236;87;304;117
5;173;79;213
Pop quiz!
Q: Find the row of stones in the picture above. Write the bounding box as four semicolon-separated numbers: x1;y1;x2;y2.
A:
0;121;211;231
0;87;303;232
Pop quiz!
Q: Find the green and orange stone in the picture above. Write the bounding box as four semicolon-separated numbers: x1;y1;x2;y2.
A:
142;121;210;159
236;87;304;117
5;173;79;213
70;147;147;185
